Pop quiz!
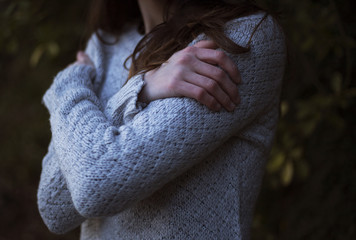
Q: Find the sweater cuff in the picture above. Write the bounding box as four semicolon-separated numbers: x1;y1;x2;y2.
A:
42;64;96;114
105;74;146;125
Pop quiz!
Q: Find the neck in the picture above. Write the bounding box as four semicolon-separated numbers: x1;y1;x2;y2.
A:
137;0;167;34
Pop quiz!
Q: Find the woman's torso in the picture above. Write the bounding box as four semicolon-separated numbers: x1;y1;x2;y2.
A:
80;12;284;240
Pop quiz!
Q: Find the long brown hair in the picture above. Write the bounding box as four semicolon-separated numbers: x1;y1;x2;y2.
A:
87;0;266;79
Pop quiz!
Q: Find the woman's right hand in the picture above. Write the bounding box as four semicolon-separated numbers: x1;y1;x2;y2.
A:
138;40;241;112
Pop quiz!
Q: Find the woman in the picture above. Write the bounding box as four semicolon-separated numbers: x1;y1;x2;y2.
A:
38;0;286;239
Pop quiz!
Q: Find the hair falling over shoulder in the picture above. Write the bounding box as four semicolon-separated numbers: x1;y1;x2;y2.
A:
87;0;267;79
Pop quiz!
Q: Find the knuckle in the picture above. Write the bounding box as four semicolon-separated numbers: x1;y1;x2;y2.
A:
195;89;206;101
216;51;227;62
206;81;218;92
208;97;219;110
168;77;179;90
222;95;230;105
215;68;226;80
169;84;180;96
207;97;216;107
183;46;196;54
172;65;185;77
176;54;191;65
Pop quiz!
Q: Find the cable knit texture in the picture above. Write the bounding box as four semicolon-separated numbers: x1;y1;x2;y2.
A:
38;12;286;240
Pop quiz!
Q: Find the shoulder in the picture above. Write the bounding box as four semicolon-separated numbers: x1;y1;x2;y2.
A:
225;12;285;49
85;24;142;56
190;12;285;53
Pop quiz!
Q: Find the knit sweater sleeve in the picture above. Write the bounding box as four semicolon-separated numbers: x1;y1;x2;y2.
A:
41;14;285;224
37;141;85;234
37;35;104;234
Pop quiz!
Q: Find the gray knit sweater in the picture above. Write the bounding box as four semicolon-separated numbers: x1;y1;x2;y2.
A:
38;12;286;240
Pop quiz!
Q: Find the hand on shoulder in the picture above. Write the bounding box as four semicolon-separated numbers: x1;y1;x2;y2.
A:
138;40;241;112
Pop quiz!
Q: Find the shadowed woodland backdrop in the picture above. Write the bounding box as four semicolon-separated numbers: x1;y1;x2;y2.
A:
0;0;355;239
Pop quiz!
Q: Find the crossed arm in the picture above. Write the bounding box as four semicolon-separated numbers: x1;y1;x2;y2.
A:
37;15;286;234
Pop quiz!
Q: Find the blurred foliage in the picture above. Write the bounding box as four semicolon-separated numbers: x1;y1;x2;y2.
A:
253;0;356;239
0;0;88;239
0;0;355;239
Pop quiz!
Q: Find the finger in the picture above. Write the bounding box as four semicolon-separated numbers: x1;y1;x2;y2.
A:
195;48;241;84
193;40;218;49
77;51;90;62
192;60;240;105
184;72;237;111
175;81;222;112
76;51;86;60
76;51;94;67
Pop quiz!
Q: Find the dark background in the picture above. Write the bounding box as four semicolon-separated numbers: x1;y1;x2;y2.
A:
0;0;355;239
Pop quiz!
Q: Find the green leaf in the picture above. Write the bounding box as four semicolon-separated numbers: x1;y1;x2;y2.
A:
280;101;289;117
281;161;294;186
30;45;44;67
267;152;285;173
